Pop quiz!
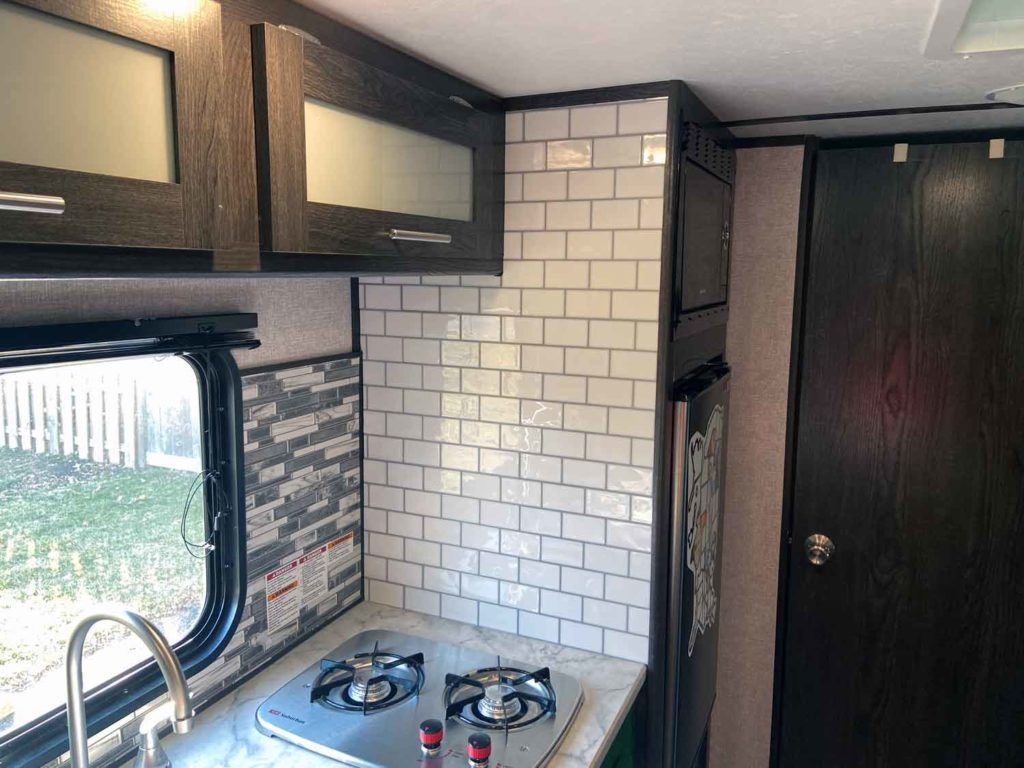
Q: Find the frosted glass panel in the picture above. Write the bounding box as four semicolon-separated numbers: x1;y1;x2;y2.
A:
0;2;176;183
305;98;473;222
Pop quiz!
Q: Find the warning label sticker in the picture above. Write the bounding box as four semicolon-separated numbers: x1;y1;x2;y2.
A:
265;531;356;634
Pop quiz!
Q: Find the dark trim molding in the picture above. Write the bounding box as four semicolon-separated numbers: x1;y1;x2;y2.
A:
503;81;675;111
768;136;819;768
820;128;1024;149
723;101;1023;129
731;135;811;149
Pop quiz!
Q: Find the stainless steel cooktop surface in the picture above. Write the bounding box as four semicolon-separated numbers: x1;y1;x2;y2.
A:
255;629;584;768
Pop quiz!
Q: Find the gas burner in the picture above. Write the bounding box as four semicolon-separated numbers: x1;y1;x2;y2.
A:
444;659;556;732
310;641;424;715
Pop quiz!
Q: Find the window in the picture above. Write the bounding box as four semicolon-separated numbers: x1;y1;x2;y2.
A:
0;316;252;767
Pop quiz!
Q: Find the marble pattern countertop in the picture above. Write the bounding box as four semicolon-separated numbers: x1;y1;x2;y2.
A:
163;602;646;768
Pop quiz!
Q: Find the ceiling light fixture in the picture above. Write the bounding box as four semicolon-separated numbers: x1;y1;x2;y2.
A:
985;83;1024;104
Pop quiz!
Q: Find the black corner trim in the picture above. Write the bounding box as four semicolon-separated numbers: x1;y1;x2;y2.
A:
722;101;1024;129
502;81;676;111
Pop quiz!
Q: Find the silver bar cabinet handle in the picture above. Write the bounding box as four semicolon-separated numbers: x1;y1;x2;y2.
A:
0;191;65;215
387;228;452;244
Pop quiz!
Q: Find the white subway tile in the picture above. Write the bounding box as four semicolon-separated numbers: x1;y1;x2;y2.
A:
590;261;637;290
505;142;545;172
481;501;521;529
502;371;543;399
635;323;658;352
606;575;650;608
503;316;544;344
565;290;611;319
505;172;523;202
540;376;589;405
563;513;605;544
480;288;522;315
424;566;461;595
463;277;502;290
544;318;588;347
501;529;542;559
364;411;386;435
461;573;499;602
361;309;385;335
505;112;524;142
520;506;562;536
613;231;662;262
462;472;501;501
610;350;657;380
479;448;520;477
480;342;522;370
542;428;586;458
524;108;569;141
385;311;422;337
546;139;592;169
441;594;478;624
441;444;479;472
642;134;666;165
543;484;585;514
403;286;440;311
422;313;462;339
387;461;422;490
522;171;568;201
585;488;631;519
479;602;518;633
459;315;501;343
364;554;387;580
504;231;523;260
628;606;650;635
585;544;631;576
618;99;668;133
522;345;564;373
541;536;583;567
501;477;542;506
462;420;500;448
500;425;542;453
570;104;617;137
461;368;501;395
593;135;642;168
566;230;612;260
424;517;461;545
364;285;402;310
584;597;628;629
405;588;440;616
388;560;423;588
440;286;480;313
541;589;581;620
561;567;605;598
560;620;604;653
404;389;440;416
546;201;591;230
369;532;404;559
564;404;608;434
519;611;559;642
522;231;566;260
567;169;615;199
591;199;639;229
386;362;422;389
565;348;609;377
562;459;606;489
369;484;404;511
480;396;520;423
406;539;441;567
424;467;462;494
588;320;635;350
442;544;480;574
422;417;461;444
607;464;653;495
521;400;563;428
441;340;480;367
406;489;441;517
607;520;652;553
419;275;458;285
367;386;404;412
639;198;664;230
368;435;403;462
519;559;560;588
520;453;562;482
369;580;404;608
616;166;665;198
366;335;404;362
632;438;655;468
608;410;655;440
545;261;590;289
611;291;660;320
403;339;441;365
502;582;539;612
604;630;648;662
630;551;652;580
506;202;546;230
364;460;387;485
480;552;519;581
500;260;544;289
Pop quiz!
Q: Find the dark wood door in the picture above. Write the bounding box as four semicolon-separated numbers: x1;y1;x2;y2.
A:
779;141;1024;767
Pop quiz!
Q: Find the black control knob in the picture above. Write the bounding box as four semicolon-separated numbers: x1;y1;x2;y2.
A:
467;732;491;766
419;719;444;753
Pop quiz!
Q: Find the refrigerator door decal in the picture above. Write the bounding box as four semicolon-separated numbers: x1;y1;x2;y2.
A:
685;403;724;657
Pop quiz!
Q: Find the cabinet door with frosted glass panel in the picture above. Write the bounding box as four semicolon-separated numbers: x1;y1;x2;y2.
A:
0;0;221;249
251;23;503;274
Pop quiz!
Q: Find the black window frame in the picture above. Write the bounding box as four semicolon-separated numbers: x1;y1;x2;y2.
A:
0;314;256;768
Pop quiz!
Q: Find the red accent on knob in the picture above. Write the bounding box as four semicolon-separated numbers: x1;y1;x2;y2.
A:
419;719;444;747
467;732;492;760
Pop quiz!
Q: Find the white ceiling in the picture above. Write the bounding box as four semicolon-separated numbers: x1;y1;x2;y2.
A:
297;0;1024;127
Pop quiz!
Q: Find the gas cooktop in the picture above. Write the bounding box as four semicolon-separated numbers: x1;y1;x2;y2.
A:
255;629;584;768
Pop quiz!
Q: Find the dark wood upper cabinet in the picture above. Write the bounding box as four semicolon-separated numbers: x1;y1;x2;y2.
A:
0;0;223;250
250;23;504;275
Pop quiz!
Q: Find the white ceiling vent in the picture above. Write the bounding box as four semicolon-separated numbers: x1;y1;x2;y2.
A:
926;0;1024;57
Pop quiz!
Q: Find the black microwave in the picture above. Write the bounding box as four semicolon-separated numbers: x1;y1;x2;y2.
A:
673;159;733;322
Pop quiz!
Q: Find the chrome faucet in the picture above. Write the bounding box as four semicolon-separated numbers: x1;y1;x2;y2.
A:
66;607;194;768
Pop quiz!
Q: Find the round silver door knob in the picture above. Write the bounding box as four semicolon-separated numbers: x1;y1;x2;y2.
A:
804;534;835;566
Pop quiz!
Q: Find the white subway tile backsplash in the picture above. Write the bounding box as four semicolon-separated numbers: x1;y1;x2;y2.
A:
360;100;659;661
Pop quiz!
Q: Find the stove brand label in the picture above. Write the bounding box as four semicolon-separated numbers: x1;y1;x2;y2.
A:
268;708;307;724
265;532;357;634
685;403;724;657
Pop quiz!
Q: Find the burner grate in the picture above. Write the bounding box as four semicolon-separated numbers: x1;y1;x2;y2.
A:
310;641;424;715
444;658;557;732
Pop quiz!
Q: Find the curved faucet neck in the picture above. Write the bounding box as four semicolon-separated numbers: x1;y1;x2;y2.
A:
65;607;193;768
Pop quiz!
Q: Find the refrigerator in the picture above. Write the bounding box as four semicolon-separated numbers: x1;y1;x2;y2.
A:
667;361;730;768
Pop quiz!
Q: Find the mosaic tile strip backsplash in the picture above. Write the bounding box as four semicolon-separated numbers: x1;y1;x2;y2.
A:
358;98;667;663
50;355;363;768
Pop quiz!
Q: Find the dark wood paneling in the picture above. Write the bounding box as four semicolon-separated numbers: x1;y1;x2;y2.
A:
0;242;215;275
779;141;1024;766
503;81;675;111
0;162;185;247
251;23;306;252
